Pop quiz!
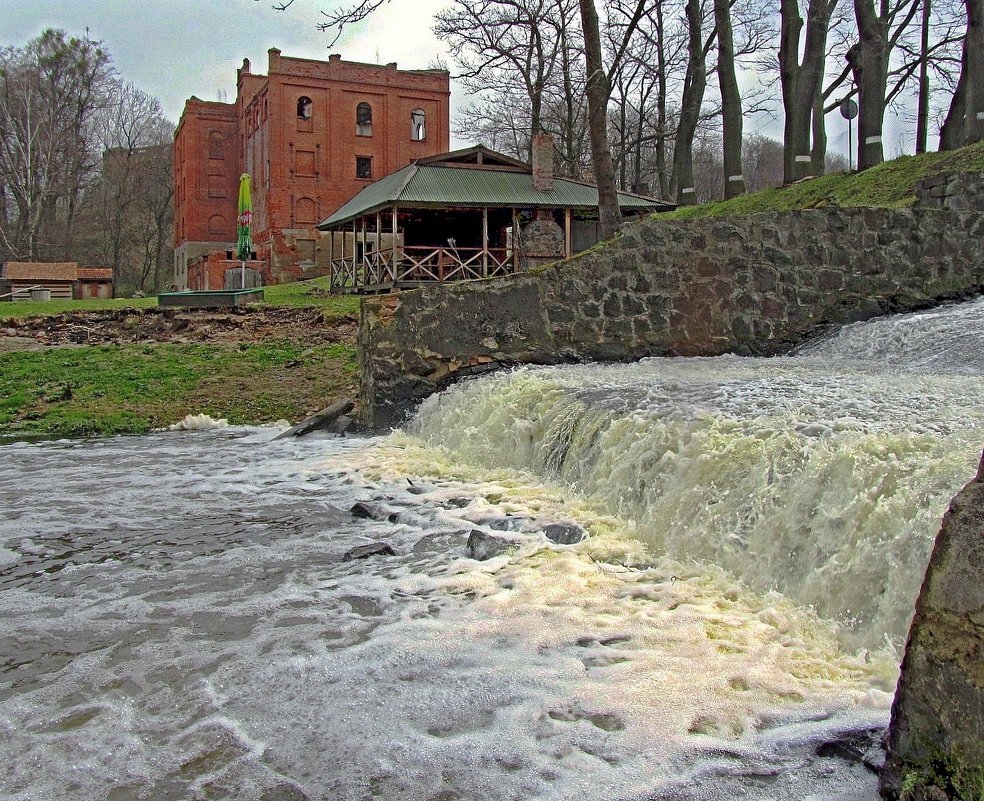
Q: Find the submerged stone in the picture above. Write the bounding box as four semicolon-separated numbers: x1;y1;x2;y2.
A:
542;522;587;545
342;542;397;561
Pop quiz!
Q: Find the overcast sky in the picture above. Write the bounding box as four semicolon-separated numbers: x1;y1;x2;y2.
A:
0;0;459;123
1;0;914;162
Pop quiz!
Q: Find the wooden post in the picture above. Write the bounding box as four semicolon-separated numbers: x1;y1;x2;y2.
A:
361;216;368;283
482;207;489;276
564;208;573;258
391;206;398;282
352;220;357;285
329;229;335;287
375;211;382;280
512;209;520;272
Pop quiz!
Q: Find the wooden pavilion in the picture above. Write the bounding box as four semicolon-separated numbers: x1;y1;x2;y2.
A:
317;145;673;293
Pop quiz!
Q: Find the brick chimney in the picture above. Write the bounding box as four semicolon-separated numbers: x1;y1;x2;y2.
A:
531;133;554;192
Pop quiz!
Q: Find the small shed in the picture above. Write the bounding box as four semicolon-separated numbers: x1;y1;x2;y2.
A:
1;262;78;301
76;268;114;299
317;142;674;293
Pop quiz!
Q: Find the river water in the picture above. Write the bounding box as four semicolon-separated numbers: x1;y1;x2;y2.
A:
2;298;983;801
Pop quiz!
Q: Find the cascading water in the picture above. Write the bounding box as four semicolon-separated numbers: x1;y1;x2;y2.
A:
1;298;982;801
409;298;984;652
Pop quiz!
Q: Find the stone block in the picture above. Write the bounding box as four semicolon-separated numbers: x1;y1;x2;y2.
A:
882;457;984;797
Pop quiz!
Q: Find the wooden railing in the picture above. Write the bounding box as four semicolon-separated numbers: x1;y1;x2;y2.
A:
329;246;514;291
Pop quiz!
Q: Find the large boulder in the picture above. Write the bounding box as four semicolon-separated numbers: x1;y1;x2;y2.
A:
881;452;984;798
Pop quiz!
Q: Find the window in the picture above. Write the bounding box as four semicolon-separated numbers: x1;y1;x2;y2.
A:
356;156;372;179
297;96;313;119
208;131;224;160
411;108;426;141
356;102;372;136
295;197;316;225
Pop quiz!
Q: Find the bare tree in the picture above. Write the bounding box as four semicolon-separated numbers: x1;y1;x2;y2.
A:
964;0;984;142
0;30;112;261
715;0;746;197
672;0;715;204
434;0;571;156
779;0;840;182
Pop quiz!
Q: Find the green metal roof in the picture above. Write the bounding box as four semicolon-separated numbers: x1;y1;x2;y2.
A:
318;162;673;228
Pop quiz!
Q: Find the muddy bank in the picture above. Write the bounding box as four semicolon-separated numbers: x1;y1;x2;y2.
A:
0;306;357;351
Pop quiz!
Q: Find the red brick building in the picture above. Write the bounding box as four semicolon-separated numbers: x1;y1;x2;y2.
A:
173;49;450;289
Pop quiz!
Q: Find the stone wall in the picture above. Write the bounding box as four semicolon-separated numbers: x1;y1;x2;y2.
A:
915;171;984;212
881;451;984;798
359;203;984;429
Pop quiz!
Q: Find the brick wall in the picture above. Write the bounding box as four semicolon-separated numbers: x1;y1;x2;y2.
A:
174;49;451;286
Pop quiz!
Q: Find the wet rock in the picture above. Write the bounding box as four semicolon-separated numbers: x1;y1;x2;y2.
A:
465;529;523;560
444;497;472;508
342;542;397;561
815;726;885;774
542;521;587;545
882;453;984;798
274;398;355;439
331;414;353;435
476;515;534;533
349;501;396;521
260;783;310;801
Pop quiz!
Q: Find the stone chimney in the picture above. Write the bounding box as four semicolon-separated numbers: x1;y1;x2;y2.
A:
531;133;554;193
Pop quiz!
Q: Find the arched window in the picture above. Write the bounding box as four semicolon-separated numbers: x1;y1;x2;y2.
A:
208;131;224;160
295;197;316;225
208;214;227;236
410;108;426;141
297;96;313;120
356;102;372;136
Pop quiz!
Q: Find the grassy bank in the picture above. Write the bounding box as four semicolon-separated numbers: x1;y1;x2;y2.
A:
0;276;361;321
661;140;984;220
0;341;358;437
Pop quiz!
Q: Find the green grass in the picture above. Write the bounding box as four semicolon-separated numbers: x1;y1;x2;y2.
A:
256;275;362;317
0;296;159;320
660;140;984;220
0;341;359;437
0;275;361;320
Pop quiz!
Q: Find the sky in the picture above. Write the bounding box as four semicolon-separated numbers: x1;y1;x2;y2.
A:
0;0;917;162
0;0;460;124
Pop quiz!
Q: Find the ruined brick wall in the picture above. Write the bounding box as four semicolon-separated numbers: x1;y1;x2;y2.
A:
359;202;984;428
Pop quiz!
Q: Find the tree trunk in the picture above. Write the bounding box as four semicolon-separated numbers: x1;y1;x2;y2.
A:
655;0;670;198
779;0;835;183
673;0;707;205
579;0;622;239
939;37;968;150
966;0;984;144
849;0;889;170
715;0;746;198
915;0;931;153
811;91;828;172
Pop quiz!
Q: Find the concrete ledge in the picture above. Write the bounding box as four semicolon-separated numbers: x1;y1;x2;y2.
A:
157;289;265;308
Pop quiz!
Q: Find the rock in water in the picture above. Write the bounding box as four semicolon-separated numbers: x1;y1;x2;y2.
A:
542;522;587;545
465;530;523;560
342;542;396;561
881;451;984;798
273;399;354;439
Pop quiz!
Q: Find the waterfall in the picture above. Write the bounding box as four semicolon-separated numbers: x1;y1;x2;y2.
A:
408;297;984;651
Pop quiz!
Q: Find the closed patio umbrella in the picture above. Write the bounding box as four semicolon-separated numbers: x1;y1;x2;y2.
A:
236;173;253;288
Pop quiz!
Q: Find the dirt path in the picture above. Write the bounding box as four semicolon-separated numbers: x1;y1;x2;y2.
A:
0;306;357;352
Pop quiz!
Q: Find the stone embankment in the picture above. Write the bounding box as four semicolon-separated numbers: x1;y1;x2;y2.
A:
360;194;984;428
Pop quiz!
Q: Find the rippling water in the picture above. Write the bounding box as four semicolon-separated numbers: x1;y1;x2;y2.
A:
2;298;983;801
